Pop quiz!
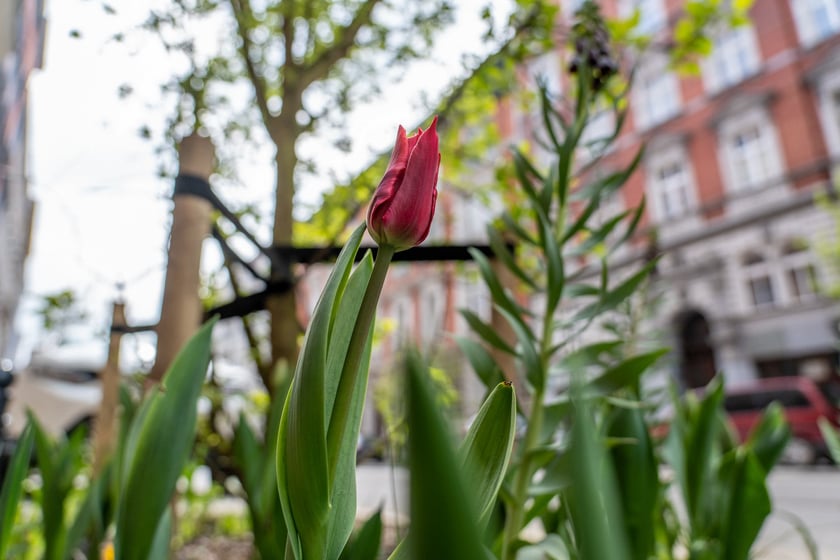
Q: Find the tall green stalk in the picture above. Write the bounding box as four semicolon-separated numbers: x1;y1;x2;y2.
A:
327;245;395;482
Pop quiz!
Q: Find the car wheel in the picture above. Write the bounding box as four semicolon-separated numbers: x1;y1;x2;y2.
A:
781;437;817;465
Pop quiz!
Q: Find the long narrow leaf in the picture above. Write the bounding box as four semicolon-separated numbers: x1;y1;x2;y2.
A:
405;351;486;560
277;224;366;560
0;422;34;557
458;381;517;526
115;317;217;560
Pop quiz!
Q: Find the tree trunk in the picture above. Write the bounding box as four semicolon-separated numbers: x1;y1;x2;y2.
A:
267;112;301;382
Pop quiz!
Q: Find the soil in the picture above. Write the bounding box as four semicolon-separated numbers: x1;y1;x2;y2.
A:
176;536;254;560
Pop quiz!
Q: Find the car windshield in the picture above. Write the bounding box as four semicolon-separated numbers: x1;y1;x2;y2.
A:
818;381;840;408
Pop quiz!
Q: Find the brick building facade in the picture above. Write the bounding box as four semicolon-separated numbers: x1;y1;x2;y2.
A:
0;0;46;361
305;0;840;438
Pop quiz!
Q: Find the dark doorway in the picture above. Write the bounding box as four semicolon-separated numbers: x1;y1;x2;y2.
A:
677;310;717;389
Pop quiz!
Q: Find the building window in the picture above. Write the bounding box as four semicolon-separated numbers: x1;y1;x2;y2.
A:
791;0;840;46
744;252;776;308
580;104;616;161
633;56;680;129
816;74;840;157
653;162;691;220
620;0;666;34
646;144;695;222
782;242;818;302
704;25;760;93
719;108;783;193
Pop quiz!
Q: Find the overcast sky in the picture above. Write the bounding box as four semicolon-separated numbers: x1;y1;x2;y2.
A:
17;0;510;366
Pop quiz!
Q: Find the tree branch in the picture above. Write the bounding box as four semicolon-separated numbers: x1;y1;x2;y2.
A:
308;3;548;243
229;0;274;127
298;0;382;90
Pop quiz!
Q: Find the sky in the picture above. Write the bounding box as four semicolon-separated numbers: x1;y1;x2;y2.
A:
16;0;512;366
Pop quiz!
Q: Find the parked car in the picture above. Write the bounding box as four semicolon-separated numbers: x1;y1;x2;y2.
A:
3;355;102;440
723;376;840;464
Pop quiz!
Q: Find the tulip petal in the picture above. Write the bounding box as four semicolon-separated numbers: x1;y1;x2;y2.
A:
380;119;439;247
367;117;440;250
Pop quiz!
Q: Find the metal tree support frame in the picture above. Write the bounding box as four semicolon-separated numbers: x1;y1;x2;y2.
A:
118;135;508;386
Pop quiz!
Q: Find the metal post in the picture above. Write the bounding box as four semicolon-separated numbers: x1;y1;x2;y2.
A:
147;134;215;385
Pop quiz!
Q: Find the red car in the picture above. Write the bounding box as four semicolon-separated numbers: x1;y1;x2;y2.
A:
724;376;840;464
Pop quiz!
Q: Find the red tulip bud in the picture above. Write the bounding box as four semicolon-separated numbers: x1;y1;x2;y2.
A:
367;117;440;251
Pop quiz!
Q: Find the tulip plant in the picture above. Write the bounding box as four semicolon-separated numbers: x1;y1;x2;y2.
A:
0;5;801;558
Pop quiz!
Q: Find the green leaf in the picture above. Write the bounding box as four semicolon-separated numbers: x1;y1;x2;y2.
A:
460;309;515;355
30;413;85;560
455;337;506;391
325;254;375;559
539;208;565;314
572;259;658;322
114;317;217;560
512;149;547;213
0;421;34;558
147;507;173;560
746;402;790;472
496;306;542;390
567;388;630;560
468;247;528;320
277;224;366;560
664;377;726;531
339;510;382;560
64;461;112;559
568;211;629;257
404;350;486;560
458;381;516;526
720;451;771;560
487;226;537;291
607;406;658;560
589;350;668;395
501;211;538;247
818;417;840;464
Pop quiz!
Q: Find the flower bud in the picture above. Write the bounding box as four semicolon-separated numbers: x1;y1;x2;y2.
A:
367;117;440;251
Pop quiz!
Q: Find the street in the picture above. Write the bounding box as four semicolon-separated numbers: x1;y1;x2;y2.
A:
356;464;840;559
759;466;840;559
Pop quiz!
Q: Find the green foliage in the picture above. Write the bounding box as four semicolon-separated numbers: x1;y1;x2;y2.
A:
36;289;87;337
232;372;290;559
276;224;376;559
403;350;488;560
114;318;217;560
339;510;383;560
0;422;34;558
29;414;88;560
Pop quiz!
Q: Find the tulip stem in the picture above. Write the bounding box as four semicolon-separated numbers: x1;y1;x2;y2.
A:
327;243;396;484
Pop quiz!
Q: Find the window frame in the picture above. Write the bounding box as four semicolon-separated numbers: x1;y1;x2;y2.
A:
790;0;840;47
632;54;681;130
645;143;697;223
718;107;784;194
702;23;761;93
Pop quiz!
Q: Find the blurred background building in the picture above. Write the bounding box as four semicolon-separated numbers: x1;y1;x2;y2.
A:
573;0;840;390
348;0;840;438
0;0;46;361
